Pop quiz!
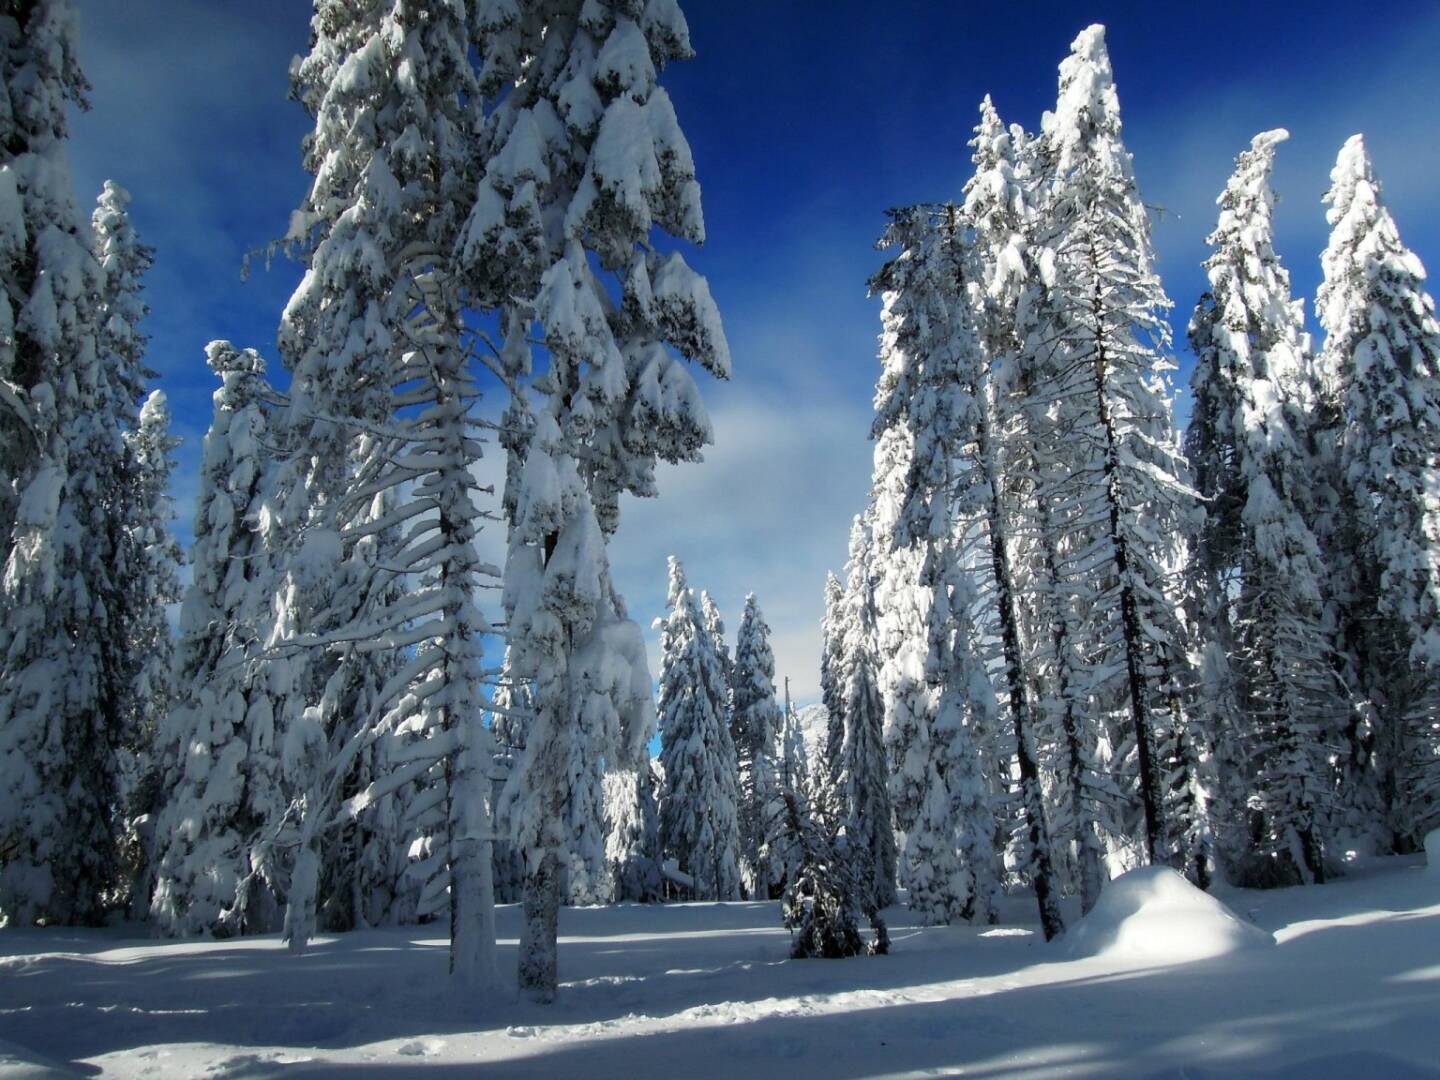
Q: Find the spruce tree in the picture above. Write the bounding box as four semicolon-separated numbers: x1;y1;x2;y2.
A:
656;558;742;902
267;1;503;987
604;761;662;902
820;571;847;792
0;0;130;925
1315;135;1440;849
469;0;729;1001
963;100;1086;924
732;593;786;898
151;343;286;936
1027;25;1196;867
867;347;933;843
837;518;898;912
1187;130;1339;883
90;180;173;908
120;388;183;905
871;196;1036;930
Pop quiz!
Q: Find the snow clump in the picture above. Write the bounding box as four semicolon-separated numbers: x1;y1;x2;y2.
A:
1062;866;1275;965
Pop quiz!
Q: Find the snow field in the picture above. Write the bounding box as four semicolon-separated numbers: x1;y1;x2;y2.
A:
1;856;1437;1079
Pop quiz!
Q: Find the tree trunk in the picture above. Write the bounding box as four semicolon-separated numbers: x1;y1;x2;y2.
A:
1089;263;1165;865
519;851;561;1002
980;420;1066;939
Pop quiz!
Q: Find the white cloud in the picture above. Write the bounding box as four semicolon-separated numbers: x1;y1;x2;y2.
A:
609;386;874;704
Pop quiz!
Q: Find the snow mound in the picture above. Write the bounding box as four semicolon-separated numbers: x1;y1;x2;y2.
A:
1061;866;1274;965
1426;829;1440;879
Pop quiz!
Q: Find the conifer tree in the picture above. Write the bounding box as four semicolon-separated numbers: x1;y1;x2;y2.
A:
268;1;502;986
733;593;786;897
837;518;898;911
962;100;1083;925
1027;25;1196;866
866;359;933;842
604;761;662;902
151;343;286;936
656;558;742;902
468;0;729;1001
120;389;183;905
1315;135;1440;849
1187;130;1339;883
89;181;173;905
0;0;89;534
871;196;1039;930
820;571;847;791
0;0;132;925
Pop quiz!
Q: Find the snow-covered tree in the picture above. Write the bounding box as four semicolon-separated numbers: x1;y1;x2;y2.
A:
1026;24;1196;867
870;197;1021;930
0;0;89;534
265;1;503;986
1186;129;1340;884
467;0;729;1001
781;791;885;959
732;593;786;897
1315;134;1440;849
866;345;933;842
836;518;898;912
656;557;742;902
960;100;1082;927
0;1;138;926
604;761;662;902
119;388;183;902
819;571;847;792
779;678;811;800
150;342;285;937
85;178;173;908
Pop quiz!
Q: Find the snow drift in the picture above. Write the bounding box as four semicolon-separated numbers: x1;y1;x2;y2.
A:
1061;865;1275;964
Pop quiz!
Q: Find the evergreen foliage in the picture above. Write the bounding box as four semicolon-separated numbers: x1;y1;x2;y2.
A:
656;557;742;902
1315;135;1440;850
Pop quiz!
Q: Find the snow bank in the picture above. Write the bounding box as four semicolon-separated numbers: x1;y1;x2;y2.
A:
1062;865;1274;964
1426;828;1440;879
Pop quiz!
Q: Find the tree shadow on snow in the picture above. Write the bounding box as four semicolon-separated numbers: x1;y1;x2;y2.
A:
1;877;1437;1077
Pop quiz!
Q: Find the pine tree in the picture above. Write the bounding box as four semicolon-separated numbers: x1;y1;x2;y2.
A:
1027;25;1196;867
961;103;1105;921
0;0;134;925
781;791;883;959
151;343;286;936
604;761;662;902
732;593;786;898
0;0;89;533
469;0;729;1001
837;518;898;911
1315;134;1440;849
1186;130;1339;883
656;558;742;902
870;197;1031;930
265;1;504;987
820;571;847;792
89;180;173;910
867;337;933;842
120;388;183;907
489;647;529;904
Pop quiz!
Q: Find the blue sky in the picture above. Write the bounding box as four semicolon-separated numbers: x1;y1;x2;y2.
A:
66;1;1440;701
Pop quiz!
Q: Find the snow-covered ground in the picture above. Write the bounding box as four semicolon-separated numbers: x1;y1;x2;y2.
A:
2;856;1438;1079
